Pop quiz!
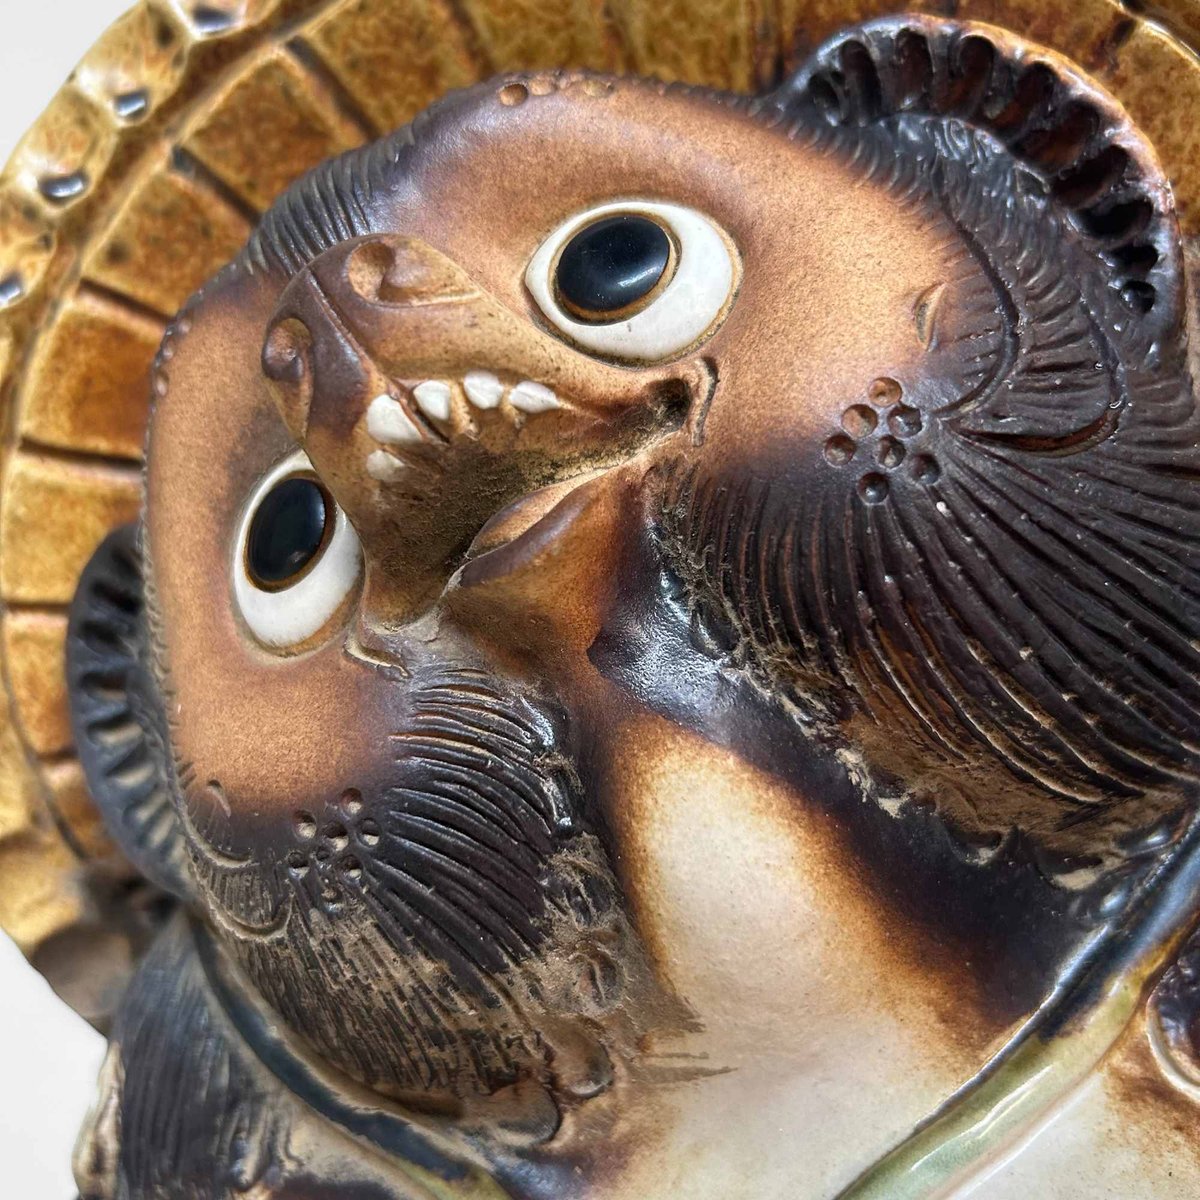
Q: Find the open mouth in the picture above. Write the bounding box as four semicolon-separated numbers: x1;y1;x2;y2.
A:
441;365;707;583
356;362;699;574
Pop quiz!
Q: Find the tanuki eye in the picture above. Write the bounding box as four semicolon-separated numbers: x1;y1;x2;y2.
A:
555;214;674;322
246;476;332;590
233;451;362;649
526;200;740;363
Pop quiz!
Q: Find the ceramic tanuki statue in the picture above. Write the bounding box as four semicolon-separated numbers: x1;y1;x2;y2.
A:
39;13;1200;1200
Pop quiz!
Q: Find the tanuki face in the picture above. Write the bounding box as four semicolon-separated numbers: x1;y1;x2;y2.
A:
71;17;1200;1194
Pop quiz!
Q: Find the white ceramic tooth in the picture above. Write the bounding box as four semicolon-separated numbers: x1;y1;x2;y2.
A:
413;380;453;422
463;370;504;409
367;450;407;482
509;380;560;413
366;394;422;444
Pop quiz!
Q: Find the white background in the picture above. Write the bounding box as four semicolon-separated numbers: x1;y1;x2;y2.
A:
0;3;138;1197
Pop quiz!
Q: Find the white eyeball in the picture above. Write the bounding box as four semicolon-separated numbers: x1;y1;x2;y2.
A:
233;451;361;648
525;200;739;363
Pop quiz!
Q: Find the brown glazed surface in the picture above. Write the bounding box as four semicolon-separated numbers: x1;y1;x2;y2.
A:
6;2;1200;1198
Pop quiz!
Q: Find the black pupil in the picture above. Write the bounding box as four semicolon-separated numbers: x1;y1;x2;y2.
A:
247;477;330;588
555;214;671;319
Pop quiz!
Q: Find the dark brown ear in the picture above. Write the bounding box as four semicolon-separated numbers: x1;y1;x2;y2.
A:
67;523;189;899
770;14;1184;345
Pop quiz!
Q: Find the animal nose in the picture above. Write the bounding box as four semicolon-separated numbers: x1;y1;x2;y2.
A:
261;234;489;441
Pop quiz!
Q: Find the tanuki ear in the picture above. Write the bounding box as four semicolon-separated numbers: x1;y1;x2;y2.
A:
774;14;1184;343
67;523;189;899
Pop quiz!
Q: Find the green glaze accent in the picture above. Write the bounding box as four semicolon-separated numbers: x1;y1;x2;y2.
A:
838;819;1200;1200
